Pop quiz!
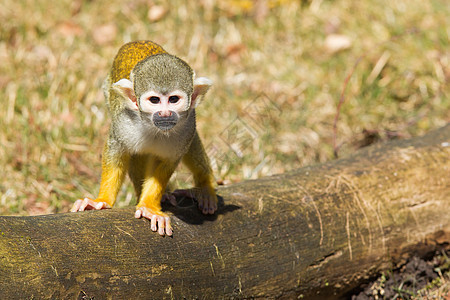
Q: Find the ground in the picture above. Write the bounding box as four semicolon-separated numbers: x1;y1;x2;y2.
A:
351;250;450;299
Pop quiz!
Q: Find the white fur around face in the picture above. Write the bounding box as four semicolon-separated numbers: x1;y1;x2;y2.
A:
139;90;190;114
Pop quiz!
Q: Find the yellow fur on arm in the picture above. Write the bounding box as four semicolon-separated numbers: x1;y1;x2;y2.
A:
96;145;130;206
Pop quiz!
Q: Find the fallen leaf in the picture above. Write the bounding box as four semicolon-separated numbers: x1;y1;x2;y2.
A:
325;17;341;35
57;21;84;38
225;43;246;64
31;45;57;68
324;34;352;53
93;24;117;46
148;5;168;22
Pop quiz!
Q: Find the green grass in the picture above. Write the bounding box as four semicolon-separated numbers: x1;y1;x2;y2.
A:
0;0;448;216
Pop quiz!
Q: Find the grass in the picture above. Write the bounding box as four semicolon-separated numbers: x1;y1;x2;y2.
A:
0;0;448;212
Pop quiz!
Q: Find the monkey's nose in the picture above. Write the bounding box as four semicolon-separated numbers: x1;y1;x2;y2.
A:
158;111;172;117
153;112;178;131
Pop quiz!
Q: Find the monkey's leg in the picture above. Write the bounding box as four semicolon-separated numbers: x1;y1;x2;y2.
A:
129;154;178;205
71;141;130;212
178;132;218;215
135;159;177;236
128;154;149;201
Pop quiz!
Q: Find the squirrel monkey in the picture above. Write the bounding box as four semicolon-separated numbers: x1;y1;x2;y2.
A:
71;40;217;236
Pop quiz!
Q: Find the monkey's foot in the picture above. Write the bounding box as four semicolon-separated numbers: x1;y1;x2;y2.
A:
172;187;218;215
161;193;178;206
135;207;173;236
70;198;111;212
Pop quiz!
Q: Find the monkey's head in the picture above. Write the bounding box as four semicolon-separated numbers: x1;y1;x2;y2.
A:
112;53;212;131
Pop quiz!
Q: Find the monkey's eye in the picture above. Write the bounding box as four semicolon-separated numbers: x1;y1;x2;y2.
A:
169;95;180;104
149;96;160;104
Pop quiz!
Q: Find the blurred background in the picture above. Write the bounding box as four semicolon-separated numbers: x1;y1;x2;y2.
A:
0;0;448;215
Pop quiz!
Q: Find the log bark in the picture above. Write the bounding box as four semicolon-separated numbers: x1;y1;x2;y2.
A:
0;125;449;299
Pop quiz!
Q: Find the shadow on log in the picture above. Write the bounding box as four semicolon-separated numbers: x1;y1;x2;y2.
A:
0;125;449;299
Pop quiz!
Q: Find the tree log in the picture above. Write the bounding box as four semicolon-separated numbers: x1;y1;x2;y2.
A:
0;125;449;299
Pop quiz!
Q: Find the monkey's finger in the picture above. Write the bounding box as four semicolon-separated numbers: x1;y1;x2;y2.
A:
208;198;218;214
135;208;143;218
201;197;208;214
165;217;173;236
162;193;177;206
150;215;158;232
197;197;205;211
79;198;93;211
157;216;165;236
94;201;110;210
70;200;81;212
70;199;83;212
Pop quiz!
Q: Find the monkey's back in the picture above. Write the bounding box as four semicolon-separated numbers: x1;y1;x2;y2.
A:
110;41;166;83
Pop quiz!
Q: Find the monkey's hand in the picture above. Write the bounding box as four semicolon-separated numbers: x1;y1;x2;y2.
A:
135;207;173;236
70;198;112;212
172;187;218;215
161;193;178;206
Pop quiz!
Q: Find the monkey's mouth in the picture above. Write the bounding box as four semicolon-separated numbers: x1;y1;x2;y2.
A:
154;120;177;131
151;113;179;131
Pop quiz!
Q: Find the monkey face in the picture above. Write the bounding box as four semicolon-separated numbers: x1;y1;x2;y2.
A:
139;90;189;131
112;53;212;132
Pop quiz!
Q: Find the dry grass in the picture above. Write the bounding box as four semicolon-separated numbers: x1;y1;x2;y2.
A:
0;0;448;216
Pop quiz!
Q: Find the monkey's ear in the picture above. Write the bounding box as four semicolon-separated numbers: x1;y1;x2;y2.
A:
191;77;213;108
113;79;138;109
